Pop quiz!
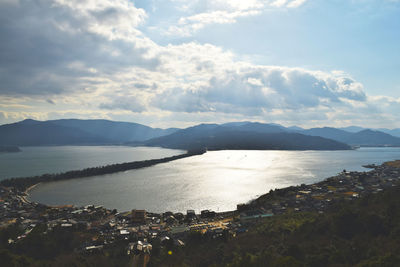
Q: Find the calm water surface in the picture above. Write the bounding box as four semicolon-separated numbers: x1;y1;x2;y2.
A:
0;146;184;180
29;147;400;213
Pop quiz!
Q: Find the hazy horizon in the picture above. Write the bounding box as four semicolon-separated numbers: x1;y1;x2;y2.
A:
2;118;400;132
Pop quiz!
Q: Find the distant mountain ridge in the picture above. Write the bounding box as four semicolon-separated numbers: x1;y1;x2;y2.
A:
0;120;109;146
299;127;353;141
346;129;400;146
0;119;399;148
145;122;400;148
49;119;178;142
297;127;400;146
378;128;400;138
0;119;178;146
338;126;400;138
145;124;351;151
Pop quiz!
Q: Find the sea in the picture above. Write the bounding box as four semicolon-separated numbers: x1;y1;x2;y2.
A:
2;146;400;213
0;146;184;180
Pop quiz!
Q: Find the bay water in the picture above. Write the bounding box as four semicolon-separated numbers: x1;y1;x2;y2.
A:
25;147;400;213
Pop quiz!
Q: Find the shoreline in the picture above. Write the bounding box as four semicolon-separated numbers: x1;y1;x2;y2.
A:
23;159;400;215
23;182;41;200
19;182;41;204
0;149;205;192
24;182;41;195
4;148;400;215
1;159;400;263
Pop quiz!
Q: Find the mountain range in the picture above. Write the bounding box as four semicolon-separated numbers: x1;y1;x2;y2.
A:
300;127;400;146
1;119;400;149
0;119;176;146
339;126;400;137
144;124;351;150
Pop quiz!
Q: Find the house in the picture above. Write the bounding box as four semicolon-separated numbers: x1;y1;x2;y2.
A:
186;209;196;219
132;209;146;224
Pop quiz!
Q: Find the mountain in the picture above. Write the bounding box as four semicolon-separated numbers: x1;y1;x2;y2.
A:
0;120;110;146
233;124;400;146
143;122;290;148
49;119;178;142
218;123;400;147
339;126;367;133
299;127;400;146
288;126;304;131
0;119;178;146
221;121;251;127
339;126;400;138
377;128;400;138
2;119;399;148
232;122;289;134
221;122;400;146
300;127;353;142
345;129;400;146
145;125;351;150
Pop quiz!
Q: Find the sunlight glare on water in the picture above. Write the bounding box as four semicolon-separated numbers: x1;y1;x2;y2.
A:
29;148;400;213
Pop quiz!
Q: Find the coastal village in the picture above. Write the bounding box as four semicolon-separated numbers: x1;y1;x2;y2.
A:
1;160;400;265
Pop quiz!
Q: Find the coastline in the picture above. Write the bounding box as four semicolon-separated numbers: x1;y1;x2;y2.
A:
19;182;41;204
19;159;400;216
1;158;400;267
0;149;205;192
3;145;400;216
24;182;41;194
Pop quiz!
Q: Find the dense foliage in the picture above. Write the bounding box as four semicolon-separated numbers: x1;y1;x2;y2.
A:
0;224;128;267
150;186;400;267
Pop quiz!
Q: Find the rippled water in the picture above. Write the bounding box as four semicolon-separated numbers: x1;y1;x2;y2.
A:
0;146;184;180
28;147;400;213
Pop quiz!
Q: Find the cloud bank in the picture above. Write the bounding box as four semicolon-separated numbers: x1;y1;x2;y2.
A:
0;0;399;128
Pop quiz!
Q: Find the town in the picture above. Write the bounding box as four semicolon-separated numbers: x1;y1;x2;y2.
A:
1;160;400;265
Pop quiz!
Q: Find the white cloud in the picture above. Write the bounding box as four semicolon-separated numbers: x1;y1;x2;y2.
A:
164;0;310;36
150;55;367;115
287;0;308;8
271;0;288;7
1;0;399;128
166;9;261;36
99;96;147;113
0;0;159;96
52;0;148;41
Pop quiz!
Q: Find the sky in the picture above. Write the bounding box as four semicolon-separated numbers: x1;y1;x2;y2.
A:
0;0;399;129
